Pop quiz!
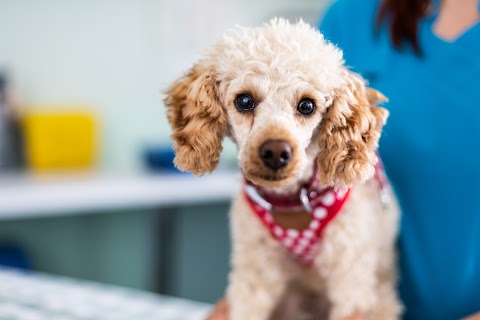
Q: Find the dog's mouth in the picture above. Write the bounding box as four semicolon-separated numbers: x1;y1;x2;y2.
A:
242;168;297;188
257;173;289;182
241;149;301;188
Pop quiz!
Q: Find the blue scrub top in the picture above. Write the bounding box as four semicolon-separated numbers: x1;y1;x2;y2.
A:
319;1;480;319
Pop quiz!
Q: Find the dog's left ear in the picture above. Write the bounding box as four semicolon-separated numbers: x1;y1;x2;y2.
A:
317;70;389;187
164;63;228;175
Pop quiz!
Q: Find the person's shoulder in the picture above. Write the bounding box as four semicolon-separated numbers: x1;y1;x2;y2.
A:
319;0;381;39
319;0;388;75
322;0;380;18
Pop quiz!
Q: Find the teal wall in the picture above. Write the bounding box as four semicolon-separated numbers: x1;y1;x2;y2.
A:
168;204;231;302
0;203;231;303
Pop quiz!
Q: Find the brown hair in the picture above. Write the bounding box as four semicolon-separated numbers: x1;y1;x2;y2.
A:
375;0;431;54
164;63;228;175
317;70;389;187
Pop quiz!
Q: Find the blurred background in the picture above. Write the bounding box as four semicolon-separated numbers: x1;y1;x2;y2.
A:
0;0;330;304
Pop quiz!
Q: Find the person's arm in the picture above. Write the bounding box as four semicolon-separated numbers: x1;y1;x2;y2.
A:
462;312;480;320
205;298;228;320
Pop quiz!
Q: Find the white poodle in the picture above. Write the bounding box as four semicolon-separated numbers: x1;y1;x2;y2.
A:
165;19;402;320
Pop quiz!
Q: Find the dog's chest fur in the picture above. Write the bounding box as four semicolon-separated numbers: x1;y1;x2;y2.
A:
228;179;399;318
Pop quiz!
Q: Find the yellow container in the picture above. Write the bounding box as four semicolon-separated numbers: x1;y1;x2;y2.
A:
23;109;97;170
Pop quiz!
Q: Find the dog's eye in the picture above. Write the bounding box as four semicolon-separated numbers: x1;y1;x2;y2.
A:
235;94;255;112
297;98;316;116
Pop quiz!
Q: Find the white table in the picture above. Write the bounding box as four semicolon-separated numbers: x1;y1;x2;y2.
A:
0;171;241;220
0;170;240;295
0;266;211;320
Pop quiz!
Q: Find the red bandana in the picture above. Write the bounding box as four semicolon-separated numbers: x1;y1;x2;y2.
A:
244;179;351;265
244;158;388;265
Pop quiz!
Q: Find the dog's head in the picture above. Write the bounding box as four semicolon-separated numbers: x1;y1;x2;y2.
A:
165;19;388;189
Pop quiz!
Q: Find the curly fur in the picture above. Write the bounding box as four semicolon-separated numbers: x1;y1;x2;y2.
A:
317;71;389;187
164;19;402;320
165;64;228;175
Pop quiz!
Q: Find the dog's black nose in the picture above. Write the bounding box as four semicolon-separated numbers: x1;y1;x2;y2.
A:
259;140;292;171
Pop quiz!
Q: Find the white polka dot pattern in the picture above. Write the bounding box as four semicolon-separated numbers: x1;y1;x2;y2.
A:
303;230;314;238
336;188;347;199
283;238;294;247
313;207;327;219
273;226;284;237
287;229;299;238
310;220;320;230
321;192;335;206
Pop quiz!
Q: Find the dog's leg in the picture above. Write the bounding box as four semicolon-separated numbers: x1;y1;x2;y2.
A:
367;275;401;320
269;281;331;320
314;184;382;320
227;195;295;320
227;261;289;320
322;249;378;320
367;191;402;320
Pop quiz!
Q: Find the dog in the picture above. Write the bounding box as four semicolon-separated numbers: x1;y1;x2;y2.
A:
164;19;402;320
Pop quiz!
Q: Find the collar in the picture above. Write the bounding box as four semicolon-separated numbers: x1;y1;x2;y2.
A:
243;167;351;265
244;166;334;212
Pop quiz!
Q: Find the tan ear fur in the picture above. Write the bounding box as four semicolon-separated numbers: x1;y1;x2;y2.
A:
164;64;227;175
317;71;389;187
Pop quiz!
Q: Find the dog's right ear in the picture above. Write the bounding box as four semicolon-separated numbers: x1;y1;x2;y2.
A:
164;63;228;175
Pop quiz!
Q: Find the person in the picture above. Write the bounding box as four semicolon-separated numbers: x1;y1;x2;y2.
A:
207;0;480;319
320;0;480;319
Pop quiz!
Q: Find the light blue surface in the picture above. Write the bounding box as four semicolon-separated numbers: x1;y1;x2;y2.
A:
320;1;480;319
